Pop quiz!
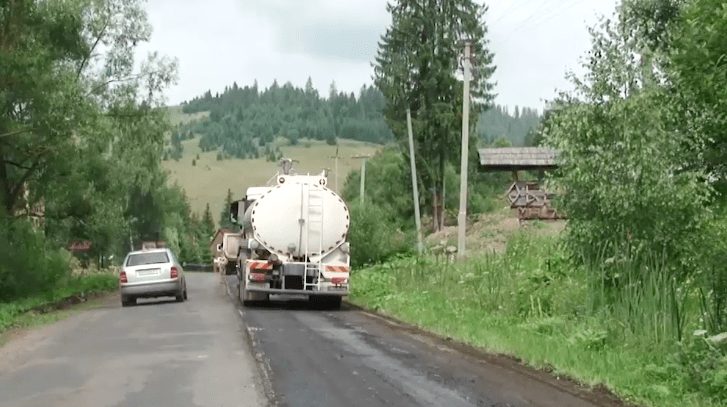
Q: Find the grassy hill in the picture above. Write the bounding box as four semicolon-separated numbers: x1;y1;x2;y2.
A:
162;108;381;222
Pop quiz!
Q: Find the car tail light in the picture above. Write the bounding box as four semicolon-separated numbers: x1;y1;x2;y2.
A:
170;267;179;278
119;271;128;283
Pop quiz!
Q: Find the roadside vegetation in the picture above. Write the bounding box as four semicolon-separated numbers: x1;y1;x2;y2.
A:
0;272;117;334
0;1;213;317
349;1;727;406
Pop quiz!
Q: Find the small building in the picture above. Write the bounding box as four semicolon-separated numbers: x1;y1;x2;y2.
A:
478;147;559;176
478;147;563;221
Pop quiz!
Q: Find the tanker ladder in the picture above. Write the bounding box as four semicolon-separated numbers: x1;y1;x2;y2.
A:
304;185;324;291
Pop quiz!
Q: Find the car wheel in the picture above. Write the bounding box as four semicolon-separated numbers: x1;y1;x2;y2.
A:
121;296;136;307
183;288;188;300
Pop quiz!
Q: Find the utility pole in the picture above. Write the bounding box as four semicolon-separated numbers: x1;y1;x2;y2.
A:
352;154;371;206
406;108;424;254
457;41;472;259
328;146;340;192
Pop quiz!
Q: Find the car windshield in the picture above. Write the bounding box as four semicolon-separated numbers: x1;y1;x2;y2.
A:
126;252;169;266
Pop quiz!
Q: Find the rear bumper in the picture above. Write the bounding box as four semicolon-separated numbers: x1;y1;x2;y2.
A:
246;285;348;297
120;280;182;297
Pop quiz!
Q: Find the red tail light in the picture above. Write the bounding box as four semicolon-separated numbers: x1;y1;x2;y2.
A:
331;277;348;285
119;271;128;283
170;267;179;278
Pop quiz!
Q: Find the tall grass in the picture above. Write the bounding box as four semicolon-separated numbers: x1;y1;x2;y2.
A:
351;233;725;407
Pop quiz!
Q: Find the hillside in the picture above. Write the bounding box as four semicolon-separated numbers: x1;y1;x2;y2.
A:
174;80;393;162
162;128;380;222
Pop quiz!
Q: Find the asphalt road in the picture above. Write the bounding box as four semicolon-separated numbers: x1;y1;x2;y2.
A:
0;273;266;407
229;275;612;407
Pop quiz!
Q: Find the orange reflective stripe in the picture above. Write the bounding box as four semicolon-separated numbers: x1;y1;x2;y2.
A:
324;265;350;273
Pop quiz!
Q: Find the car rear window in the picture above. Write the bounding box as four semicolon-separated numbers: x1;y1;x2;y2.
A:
126;252;169;266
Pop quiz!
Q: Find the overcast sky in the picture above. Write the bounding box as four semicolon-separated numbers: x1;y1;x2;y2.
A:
136;0;619;110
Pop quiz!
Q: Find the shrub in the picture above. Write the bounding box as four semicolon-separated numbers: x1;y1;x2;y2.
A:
347;201;413;268
0;217;71;302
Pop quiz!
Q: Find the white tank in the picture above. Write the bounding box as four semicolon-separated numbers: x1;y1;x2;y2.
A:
243;177;350;261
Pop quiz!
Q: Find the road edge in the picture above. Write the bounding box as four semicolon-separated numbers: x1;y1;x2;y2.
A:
221;274;278;407
343;299;636;407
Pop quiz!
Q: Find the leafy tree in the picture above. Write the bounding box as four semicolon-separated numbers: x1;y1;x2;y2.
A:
543;0;708;273
0;0;210;290
373;0;496;230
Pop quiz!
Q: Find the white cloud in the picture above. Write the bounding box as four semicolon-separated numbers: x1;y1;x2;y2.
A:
136;0;618;109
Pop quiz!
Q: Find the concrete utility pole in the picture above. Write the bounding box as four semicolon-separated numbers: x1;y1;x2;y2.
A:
328;146;340;192
457;41;472;259
406;108;423;254
352;154;371;206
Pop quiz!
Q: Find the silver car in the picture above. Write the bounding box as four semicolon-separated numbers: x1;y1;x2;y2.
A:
119;248;187;307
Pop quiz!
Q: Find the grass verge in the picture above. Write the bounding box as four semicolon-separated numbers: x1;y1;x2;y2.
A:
0;273;118;334
350;234;724;407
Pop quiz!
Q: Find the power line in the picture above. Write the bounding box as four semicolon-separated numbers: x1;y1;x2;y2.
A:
498;0;582;45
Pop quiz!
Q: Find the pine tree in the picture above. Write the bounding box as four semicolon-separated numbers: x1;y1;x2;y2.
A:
202;203;215;237
218;189;238;231
374;0;496;231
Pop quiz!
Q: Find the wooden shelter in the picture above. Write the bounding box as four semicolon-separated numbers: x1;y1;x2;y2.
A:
477;147;563;221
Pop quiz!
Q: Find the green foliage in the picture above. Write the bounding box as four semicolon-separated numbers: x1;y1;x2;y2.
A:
181;80;392;158
543;0;711;275
201;203;215;238
0;218;70;302
352;234;725;407
347;201;413;268
0;0;206;289
669;0;727;194
0;272;117;333
218;188;238;231
374;0;496;226
341;144;509;231
672;331;727;403
477;105;542;146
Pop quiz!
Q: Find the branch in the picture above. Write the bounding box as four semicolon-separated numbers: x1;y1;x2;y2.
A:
77;20;110;79
8;159;42;201
3;159;32;170
0;127;34;139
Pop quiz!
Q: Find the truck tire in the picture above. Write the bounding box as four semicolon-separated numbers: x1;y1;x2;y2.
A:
224;262;236;275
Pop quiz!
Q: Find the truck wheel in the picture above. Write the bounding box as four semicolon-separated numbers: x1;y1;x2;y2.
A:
224;263;236;275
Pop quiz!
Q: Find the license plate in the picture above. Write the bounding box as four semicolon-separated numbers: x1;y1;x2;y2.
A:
137;269;160;276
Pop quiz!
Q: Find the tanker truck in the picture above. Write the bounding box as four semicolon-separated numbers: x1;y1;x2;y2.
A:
228;159;350;309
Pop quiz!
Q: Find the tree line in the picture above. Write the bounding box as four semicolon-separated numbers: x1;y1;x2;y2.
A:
0;0;213;302
176;80;393;160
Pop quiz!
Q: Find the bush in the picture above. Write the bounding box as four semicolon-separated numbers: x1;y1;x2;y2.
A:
347;201;413;268
672;331;727;404
0;217;71;302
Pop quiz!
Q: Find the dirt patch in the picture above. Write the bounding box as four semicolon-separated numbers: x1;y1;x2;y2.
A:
425;209;567;254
